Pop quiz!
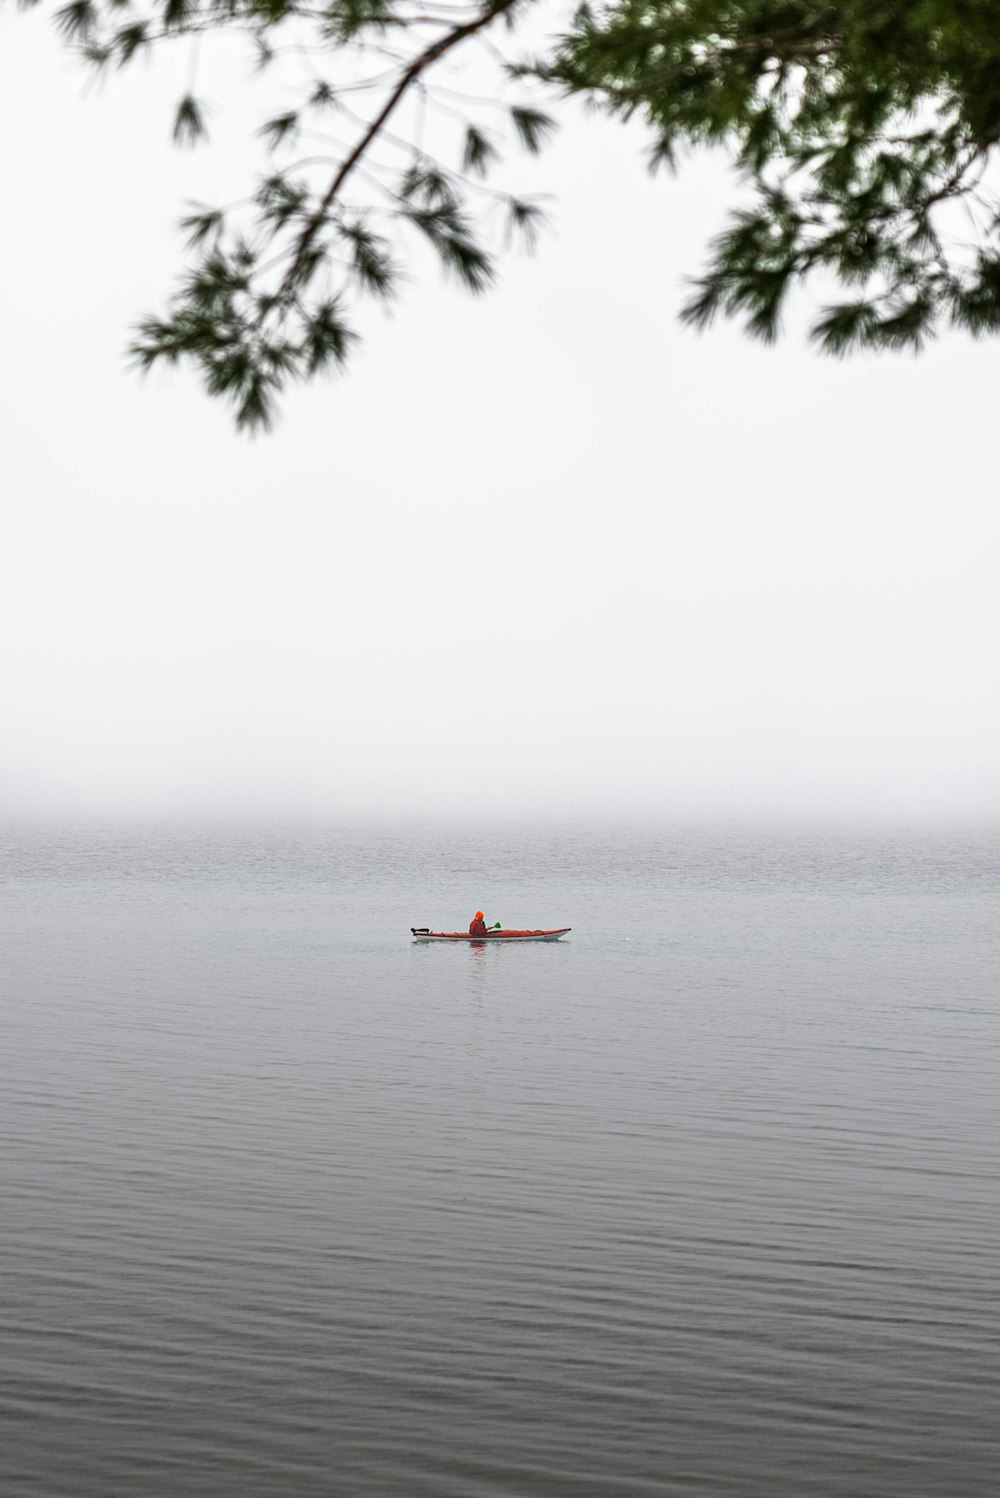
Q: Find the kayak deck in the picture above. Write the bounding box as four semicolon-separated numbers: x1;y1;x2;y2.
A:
411;927;570;943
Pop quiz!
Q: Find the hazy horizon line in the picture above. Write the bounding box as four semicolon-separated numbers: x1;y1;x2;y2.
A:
3;808;999;833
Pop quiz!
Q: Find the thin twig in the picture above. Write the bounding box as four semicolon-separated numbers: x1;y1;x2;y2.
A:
279;0;518;296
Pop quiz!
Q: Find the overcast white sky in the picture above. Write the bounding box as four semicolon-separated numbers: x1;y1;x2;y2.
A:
2;16;998;822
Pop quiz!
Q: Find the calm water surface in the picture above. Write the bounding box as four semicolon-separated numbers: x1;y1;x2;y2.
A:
1;823;997;1496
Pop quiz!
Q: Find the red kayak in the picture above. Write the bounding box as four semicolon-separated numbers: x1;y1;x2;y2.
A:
411;927;570;943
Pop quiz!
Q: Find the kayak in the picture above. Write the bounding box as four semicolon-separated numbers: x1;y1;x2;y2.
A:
411;927;571;943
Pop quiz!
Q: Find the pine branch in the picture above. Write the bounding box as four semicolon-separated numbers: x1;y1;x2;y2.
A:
278;0;518;299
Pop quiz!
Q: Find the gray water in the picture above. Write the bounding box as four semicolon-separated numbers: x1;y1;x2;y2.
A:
1;823;997;1496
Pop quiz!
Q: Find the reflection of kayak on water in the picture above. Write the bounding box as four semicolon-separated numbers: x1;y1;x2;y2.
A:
410;927;571;943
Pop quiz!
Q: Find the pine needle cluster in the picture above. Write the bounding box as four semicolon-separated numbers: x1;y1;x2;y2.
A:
551;0;1000;353
27;0;554;429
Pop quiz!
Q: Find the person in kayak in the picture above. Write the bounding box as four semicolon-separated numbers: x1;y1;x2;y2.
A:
469;910;489;936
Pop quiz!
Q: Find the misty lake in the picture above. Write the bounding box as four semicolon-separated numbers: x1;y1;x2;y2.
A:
2;822;997;1496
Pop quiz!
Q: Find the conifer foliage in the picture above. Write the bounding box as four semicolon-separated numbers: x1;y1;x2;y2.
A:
553;0;1000;354
26;0;554;429
21;0;1000;426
